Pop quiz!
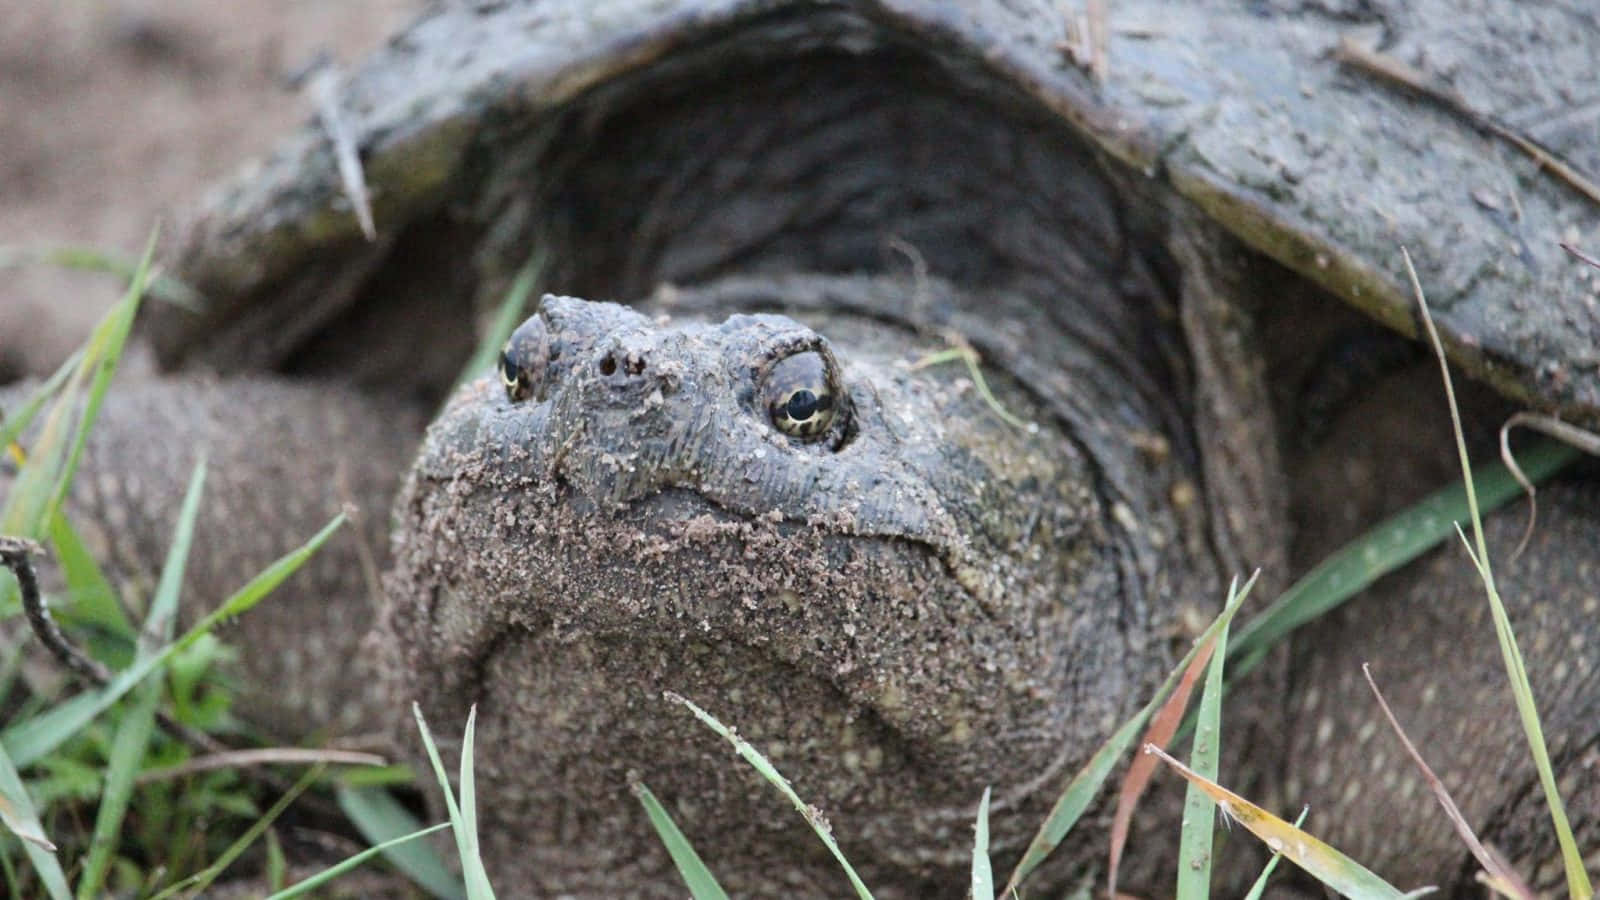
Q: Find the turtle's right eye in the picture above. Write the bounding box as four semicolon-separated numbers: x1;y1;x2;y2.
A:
499;314;551;404
500;350;532;403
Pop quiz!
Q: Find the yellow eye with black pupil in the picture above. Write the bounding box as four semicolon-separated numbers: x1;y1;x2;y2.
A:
500;349;532;403
764;351;837;439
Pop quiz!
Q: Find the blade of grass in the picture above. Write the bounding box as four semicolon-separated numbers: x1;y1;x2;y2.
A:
0;347;84;457
46;511;134;641
40;236;150;531
0;231;152;623
337;785;463;900
147;763;327;900
456;705;493;900
1145;745;1415;899
1176;611;1231;899
0;740;70;899
0;244;203;310
634;781;730;900
265;822;453;900
75;657;160;900
1108;577;1232;894
412;703;495;900
1226;437;1577;681
1242;807;1308;900
1002;570;1258;895
453;248;547;394
971;787;994;900
1405;248;1592;900
665;692;875;900
76;461;205;899
2;514;345;766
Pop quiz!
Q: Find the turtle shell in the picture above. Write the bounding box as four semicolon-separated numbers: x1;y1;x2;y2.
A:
151;0;1600;421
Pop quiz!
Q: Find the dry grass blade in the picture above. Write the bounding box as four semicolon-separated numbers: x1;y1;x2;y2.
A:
1561;242;1600;269
134;748;387;785
1360;663;1536;899
307;62;376;241
1143;745;1415;899
1497;411;1600;557
1107;593;1223;895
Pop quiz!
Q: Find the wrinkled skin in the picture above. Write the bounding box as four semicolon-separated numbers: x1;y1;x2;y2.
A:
3;0;1598;895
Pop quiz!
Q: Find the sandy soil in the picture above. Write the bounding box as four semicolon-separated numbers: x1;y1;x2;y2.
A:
0;0;420;379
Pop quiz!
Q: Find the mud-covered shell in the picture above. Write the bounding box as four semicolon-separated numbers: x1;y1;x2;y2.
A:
152;0;1600;423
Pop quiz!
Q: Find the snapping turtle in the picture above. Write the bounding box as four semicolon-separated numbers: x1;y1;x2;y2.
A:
6;0;1600;894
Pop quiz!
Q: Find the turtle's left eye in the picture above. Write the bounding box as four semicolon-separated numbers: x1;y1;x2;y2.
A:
499;313;551;404
763;351;839;439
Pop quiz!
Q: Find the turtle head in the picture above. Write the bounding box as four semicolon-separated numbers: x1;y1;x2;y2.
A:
383;286;1134;879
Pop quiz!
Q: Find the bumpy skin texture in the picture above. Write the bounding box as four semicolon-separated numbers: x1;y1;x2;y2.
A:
381;281;1211;894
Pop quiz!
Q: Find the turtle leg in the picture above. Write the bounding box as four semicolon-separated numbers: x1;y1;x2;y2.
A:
0;376;424;741
1282;472;1600;891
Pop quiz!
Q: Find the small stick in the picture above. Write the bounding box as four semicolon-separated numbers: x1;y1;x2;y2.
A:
1335;37;1600;208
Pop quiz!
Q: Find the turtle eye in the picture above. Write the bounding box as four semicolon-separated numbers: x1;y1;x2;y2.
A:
763;351;839;439
499;350;532;403
499;314;551;404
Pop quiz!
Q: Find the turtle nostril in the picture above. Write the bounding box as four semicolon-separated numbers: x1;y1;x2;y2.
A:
599;354;617;376
624;356;646;376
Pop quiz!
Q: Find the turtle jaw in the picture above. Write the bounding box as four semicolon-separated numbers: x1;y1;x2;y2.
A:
381;473;1094;883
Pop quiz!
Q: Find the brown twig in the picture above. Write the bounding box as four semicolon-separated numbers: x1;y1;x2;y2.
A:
1335;37;1600;208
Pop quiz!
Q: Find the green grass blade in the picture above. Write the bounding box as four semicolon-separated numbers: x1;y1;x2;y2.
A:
2;514;345;766
970;787;994;900
41;233;153;531
75;659;159;899
337;785;463;900
1176;610;1230;899
0;231;151;623
1406;252;1593;900
76;460;204;898
0;347;84;454
1002;571;1258;895
0;737;71;900
456;705;494;900
176;512;345;651
0;244;203;310
1227;437;1578;679
45;511;133;641
1242;807;1308;900
666;693;876;900
147;764;325;900
454;248;546;394
634;782;730;900
265;822;453;900
412;703;495;900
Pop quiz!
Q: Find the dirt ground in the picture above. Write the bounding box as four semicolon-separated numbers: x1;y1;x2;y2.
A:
0;0;420;379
